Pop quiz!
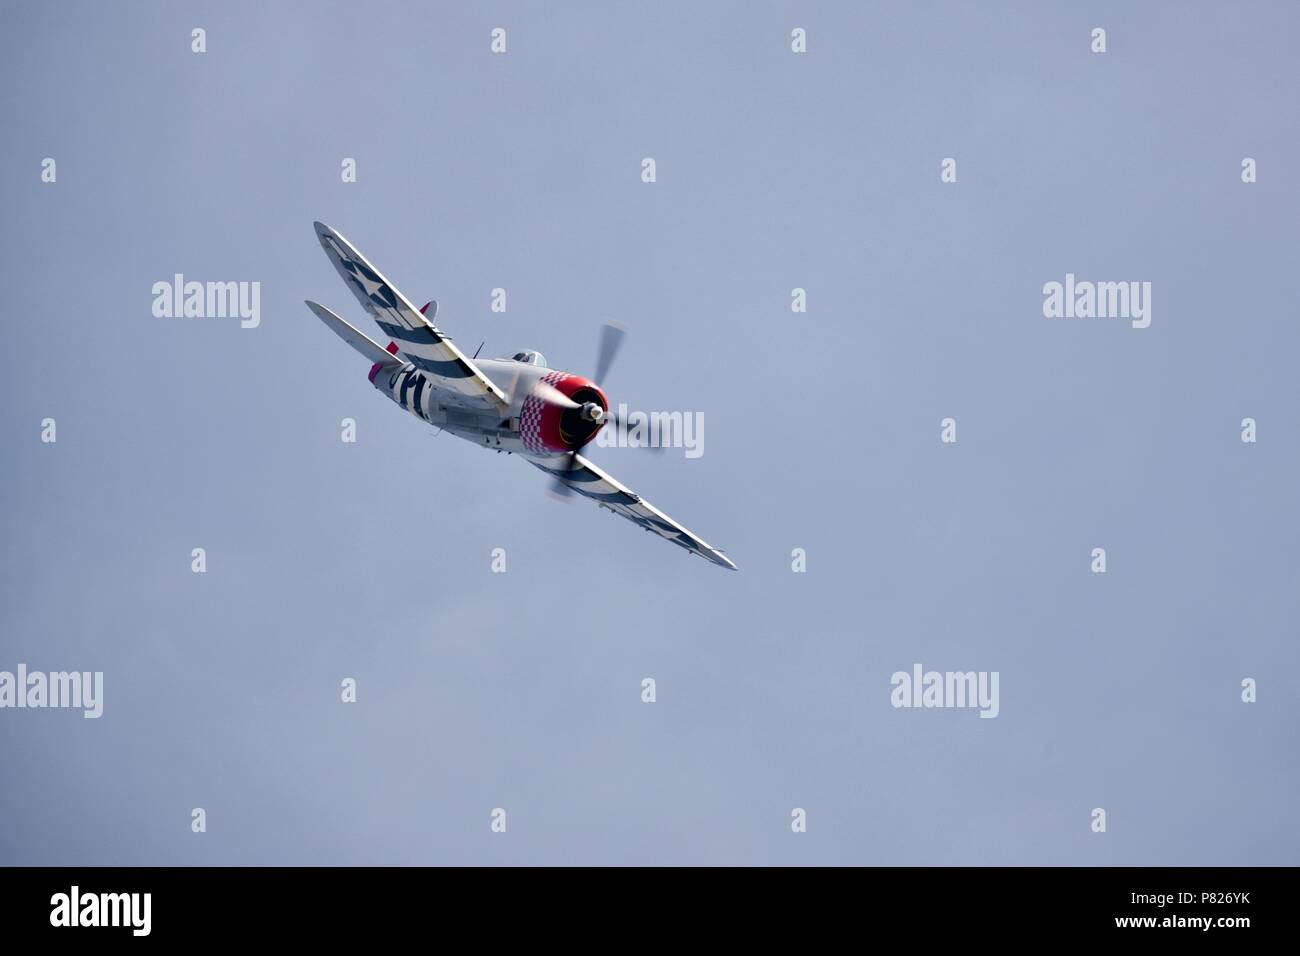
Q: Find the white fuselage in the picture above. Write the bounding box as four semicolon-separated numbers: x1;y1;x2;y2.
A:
370;356;566;456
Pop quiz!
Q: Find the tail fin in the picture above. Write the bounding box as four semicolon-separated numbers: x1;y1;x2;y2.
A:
371;341;400;382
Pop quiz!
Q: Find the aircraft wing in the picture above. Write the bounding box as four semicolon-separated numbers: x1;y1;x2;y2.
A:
313;221;508;410
527;453;737;570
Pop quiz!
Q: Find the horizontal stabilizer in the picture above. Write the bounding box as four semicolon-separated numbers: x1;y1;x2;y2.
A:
305;300;403;367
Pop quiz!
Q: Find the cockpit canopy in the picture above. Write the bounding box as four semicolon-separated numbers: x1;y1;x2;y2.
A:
511;350;547;367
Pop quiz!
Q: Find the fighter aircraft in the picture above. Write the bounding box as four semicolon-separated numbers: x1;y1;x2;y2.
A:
305;222;736;570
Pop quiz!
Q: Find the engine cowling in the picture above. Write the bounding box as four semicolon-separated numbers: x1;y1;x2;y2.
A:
518;372;607;455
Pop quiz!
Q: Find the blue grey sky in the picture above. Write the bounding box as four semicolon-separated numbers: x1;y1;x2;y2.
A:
1;1;1297;865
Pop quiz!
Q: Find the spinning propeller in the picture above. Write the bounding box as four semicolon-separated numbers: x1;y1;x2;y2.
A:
550;322;642;499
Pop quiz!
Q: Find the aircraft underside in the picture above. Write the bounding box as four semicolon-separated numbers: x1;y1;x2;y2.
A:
305;221;736;570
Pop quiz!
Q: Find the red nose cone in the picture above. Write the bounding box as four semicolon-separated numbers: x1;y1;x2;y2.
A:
519;372;608;455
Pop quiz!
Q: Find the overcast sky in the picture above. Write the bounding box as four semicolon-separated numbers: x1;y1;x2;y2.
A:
1;0;1297;865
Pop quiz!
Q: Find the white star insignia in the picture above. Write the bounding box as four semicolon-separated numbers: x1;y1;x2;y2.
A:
349;264;385;300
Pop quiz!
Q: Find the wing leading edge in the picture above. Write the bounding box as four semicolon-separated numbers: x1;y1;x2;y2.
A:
313;221;507;410
527;453;737;570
